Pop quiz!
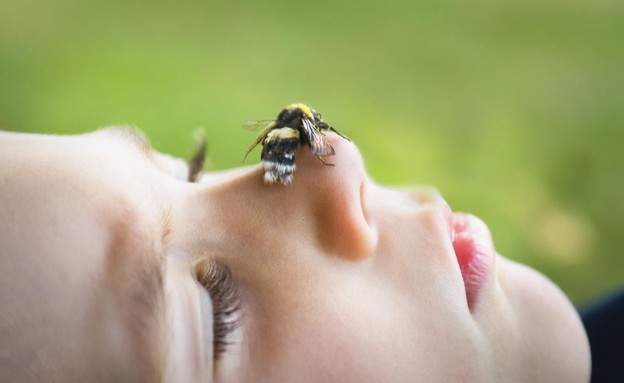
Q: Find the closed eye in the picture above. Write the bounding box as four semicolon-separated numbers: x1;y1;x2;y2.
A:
192;258;241;359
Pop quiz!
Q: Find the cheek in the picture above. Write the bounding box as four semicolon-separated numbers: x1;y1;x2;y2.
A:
243;272;488;383
246;281;406;381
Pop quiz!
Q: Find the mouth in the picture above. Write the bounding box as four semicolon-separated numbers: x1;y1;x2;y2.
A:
450;213;495;313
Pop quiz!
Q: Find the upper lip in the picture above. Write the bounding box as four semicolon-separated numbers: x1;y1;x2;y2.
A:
411;187;454;238
416;188;454;240
409;187;456;249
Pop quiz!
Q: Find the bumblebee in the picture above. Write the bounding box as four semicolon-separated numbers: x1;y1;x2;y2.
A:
243;103;350;184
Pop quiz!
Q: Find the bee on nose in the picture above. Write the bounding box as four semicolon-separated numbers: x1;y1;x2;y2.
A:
243;103;350;185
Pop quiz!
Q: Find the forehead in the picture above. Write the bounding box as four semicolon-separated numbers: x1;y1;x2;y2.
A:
1;130;168;379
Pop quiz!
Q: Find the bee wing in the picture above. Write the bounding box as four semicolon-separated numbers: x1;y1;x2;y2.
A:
242;120;274;131
302;118;335;157
243;121;275;161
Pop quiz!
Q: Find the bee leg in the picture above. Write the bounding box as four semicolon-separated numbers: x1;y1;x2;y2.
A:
329;127;351;141
317;156;335;167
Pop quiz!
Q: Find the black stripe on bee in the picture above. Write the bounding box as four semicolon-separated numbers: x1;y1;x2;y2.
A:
261;128;300;184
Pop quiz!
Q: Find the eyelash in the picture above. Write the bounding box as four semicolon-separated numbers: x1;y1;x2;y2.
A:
193;259;241;358
187;131;207;183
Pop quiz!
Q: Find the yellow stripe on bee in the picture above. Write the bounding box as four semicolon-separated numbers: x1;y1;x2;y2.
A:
286;103;313;120
266;127;300;140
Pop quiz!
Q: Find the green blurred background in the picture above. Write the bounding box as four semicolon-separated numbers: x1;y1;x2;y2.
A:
1;0;622;305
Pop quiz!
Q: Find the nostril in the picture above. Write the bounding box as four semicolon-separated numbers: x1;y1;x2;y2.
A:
360;179;374;232
315;188;378;261
302;138;377;261
360;179;379;255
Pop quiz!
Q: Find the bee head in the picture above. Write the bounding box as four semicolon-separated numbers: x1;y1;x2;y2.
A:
311;109;324;124
281;103;316;121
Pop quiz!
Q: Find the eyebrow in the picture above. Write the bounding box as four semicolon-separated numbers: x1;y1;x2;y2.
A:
97;126;207;183
97;126;154;155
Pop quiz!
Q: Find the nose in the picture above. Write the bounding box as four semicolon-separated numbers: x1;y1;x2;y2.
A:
291;133;378;260
198;133;377;262
294;132;364;183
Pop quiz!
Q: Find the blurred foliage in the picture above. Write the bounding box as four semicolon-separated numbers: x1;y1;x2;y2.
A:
1;0;622;305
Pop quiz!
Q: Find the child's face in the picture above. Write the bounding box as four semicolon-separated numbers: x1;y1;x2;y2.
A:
1;128;590;382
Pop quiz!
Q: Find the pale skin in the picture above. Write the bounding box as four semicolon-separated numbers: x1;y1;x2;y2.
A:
0;128;590;382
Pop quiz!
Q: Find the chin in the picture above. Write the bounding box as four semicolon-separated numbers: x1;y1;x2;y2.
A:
494;256;591;382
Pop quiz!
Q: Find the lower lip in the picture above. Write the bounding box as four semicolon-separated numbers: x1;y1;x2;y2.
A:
451;213;495;313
